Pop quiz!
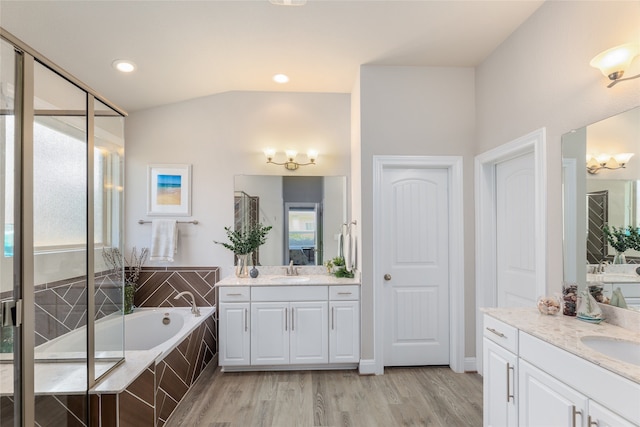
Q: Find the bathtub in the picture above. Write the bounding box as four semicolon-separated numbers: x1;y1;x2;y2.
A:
36;307;215;362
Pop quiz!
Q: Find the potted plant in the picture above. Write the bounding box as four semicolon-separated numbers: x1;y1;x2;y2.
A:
602;224;633;264
214;223;272;277
325;256;354;278
102;247;149;314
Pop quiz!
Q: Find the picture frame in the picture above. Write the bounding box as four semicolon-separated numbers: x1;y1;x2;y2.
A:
147;164;192;216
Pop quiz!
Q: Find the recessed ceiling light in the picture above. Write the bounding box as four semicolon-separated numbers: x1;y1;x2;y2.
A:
112;59;136;73
270;0;306;5
273;74;290;84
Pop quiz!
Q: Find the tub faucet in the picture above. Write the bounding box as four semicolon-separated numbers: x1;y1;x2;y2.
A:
174;291;201;317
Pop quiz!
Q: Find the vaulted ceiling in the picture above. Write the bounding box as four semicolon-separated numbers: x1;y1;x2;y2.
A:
1;1;544;112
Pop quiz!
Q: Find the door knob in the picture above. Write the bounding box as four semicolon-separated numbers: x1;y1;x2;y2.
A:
384;274;391;281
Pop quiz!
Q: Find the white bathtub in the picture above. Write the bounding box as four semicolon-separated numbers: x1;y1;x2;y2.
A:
36;307;215;362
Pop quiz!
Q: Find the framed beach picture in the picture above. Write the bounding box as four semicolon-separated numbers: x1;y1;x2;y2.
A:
147;164;192;216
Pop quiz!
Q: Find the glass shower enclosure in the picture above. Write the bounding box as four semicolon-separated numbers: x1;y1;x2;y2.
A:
0;31;126;426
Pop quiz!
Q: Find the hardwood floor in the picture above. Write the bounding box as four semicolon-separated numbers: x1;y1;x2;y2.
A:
166;363;483;427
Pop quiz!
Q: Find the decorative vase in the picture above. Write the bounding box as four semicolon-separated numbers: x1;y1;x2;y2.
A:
123;282;135;314
235;253;250;278
250;266;259;278
613;251;626;264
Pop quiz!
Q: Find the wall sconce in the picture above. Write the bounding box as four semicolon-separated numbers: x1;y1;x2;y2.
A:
590;43;640;88
264;148;318;171
586;153;634;174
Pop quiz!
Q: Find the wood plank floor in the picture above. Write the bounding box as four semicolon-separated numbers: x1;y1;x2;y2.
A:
166;363;483;427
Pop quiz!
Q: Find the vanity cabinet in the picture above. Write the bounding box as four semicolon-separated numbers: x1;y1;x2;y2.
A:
518;359;587;426
251;301;328;365
329;286;360;363
218;287;251;366
482;313;640;427
483;316;518;427
218;283;360;371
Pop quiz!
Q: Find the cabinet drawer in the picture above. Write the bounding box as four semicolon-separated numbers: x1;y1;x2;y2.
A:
219;286;250;302
252;286;327;301
329;285;360;300
483;315;518;353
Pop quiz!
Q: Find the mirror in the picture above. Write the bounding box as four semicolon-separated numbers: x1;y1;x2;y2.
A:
562;106;640;311
234;175;347;266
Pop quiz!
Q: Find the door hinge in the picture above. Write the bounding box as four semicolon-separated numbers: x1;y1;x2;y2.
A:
1;299;22;327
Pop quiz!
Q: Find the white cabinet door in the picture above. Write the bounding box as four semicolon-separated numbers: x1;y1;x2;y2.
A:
588;401;637;427
519;360;587;427
483;338;517;427
251;302;289;365
329;301;360;363
219;303;250;366
290;301;328;364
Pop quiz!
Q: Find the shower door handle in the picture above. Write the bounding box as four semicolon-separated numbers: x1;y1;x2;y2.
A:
1;300;21;327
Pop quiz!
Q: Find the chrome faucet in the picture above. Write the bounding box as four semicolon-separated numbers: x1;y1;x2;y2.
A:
174;291;201;317
284;260;299;276
597;260;609;274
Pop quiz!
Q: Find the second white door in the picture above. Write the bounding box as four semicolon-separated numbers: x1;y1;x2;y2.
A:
382;166;450;366
496;152;537;308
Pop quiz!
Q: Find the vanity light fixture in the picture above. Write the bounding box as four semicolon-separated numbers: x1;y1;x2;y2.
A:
586;153;634;174
264;148;318;171
590;43;640;88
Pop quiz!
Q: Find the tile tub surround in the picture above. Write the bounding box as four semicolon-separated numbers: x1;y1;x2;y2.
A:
0;271;123;347
92;315;217;427
134;266;219;308
483;307;640;383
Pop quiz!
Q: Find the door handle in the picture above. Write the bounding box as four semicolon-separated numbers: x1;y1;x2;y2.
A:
384;274;391;281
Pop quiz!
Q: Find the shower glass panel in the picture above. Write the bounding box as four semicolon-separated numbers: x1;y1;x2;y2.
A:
32;61;88;423
94;99;125;377
0;38;19;425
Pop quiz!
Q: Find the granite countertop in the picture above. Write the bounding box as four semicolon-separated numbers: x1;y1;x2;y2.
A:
216;273;360;287
483;307;640;384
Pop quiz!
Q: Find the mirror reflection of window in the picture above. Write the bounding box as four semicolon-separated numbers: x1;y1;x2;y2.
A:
286;203;320;265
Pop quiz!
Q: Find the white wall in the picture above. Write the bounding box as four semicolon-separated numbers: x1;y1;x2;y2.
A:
476;1;640;299
125;91;351;278
357;65;476;360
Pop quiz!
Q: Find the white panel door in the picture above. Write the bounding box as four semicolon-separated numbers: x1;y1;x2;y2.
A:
251;302;289;365
219;303;250;366
329;301;360;363
382;167;450;366
496;152;537;307
290;301;328;364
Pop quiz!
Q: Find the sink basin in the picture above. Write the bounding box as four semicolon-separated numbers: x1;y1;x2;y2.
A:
581;336;640;366
270;276;311;283
587;273;640;283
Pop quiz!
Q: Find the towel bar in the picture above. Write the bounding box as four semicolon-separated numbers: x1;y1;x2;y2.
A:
138;219;199;225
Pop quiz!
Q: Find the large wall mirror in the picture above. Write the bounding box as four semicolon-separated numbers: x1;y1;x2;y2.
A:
562;106;640;310
234;175;347;266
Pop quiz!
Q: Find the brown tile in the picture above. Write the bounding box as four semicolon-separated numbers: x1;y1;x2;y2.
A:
119;390;155;427
125;364;155;406
162;344;190;381
174;272;213;299
156;389;179;425
1;396;15;426
157;361;189;403
100;394;118;427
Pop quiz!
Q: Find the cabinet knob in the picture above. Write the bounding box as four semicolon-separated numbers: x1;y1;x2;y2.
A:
384;274;392;281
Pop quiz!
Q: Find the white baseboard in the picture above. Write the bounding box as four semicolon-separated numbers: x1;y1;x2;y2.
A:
358;359;378;375
464;357;478;373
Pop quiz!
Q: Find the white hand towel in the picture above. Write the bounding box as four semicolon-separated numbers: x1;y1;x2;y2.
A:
150;219;178;262
343;231;351;272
